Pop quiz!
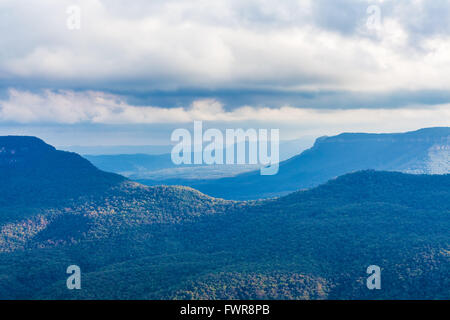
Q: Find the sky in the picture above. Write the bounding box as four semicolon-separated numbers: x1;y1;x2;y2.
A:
0;0;449;146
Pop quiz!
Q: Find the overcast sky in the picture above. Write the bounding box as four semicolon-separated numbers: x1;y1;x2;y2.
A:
0;0;449;146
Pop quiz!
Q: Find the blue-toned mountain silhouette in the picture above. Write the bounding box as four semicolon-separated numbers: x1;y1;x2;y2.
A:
139;127;450;199
82;138;311;181
0;136;125;210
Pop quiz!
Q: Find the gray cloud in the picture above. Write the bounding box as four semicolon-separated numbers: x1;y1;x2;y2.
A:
1;0;450;95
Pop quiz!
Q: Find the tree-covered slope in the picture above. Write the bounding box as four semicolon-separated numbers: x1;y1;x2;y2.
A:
0;156;448;299
0;136;125;212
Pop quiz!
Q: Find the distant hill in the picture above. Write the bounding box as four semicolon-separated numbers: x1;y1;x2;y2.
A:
139;127;450;200
84;153;178;176
82;138;313;180
59;144;174;156
84;153;261;180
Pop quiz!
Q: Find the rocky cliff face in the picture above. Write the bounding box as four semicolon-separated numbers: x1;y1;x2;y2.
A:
316;128;449;175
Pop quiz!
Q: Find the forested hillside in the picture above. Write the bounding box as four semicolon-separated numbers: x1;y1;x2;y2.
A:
0;137;448;300
0;136;125;212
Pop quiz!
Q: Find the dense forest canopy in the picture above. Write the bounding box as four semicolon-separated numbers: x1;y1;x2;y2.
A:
0;136;448;299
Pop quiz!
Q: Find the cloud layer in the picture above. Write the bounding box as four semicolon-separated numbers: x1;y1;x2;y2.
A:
1;0;450;94
0;1;449;145
1;89;449;136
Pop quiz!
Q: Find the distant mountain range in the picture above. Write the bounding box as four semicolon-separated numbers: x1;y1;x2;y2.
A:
0;135;449;299
138;127;450;200
81;138;314;180
62;137;313;158
84;153;179;176
59;144;174;156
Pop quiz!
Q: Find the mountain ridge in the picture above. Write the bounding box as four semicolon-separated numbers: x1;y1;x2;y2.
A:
0;136;126;213
138;127;450;200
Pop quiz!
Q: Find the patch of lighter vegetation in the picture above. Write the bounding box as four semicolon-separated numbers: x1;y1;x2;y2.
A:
0;215;49;253
402;144;449;175
426;145;450;174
